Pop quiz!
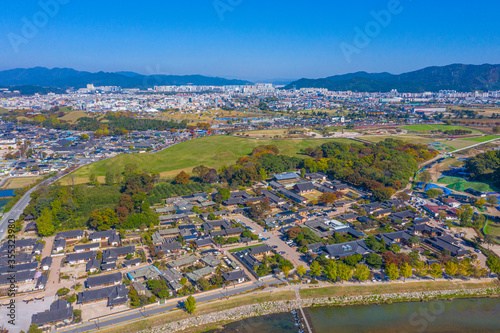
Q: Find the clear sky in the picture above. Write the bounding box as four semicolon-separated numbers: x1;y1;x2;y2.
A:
1;0;500;80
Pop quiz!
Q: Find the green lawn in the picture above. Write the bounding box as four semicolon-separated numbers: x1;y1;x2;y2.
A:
402;124;483;134
438;176;499;192
484;220;500;244
65;136;355;183
459;135;500;142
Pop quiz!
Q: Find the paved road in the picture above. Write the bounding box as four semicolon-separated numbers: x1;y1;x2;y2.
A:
56;277;287;333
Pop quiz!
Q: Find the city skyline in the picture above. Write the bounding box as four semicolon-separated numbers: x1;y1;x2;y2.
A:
2;0;500;80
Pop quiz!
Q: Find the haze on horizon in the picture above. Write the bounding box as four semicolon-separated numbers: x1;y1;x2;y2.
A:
1;0;500;81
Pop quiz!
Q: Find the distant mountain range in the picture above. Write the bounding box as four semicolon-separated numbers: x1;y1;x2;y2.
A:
285;64;500;92
0;67;252;91
2;64;500;94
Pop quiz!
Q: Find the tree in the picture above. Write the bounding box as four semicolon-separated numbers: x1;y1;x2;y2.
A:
37;208;55;236
413;260;427;278
458;259;473;277
437;210;448;221
174;171;190;185
457;204;474;227
193;165;209;179
28;324;43;333
337;262;353;283
80;133;90;141
105;171;115;186
426;188;443;198
197;278;210;291
409;236;421;246
319;192;337;205
88;208;119;231
310;261;322;279
296;265;307;279
484;235;494;250
487;195;498;206
385;263;399;280
282;265;291;278
214;188;231;203
429;263;442;280
184;295;196;314
56;287;70;296
444;261;458;277
472;213;486;228
89;173;100;186
389;244;401;253
400;263;412;282
486;255;500;274
372;187;394;202
353;264;370;282
365;253;383;268
324;260;338;282
420;171;432;183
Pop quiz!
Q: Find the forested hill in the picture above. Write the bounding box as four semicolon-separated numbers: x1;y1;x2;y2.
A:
0;67;252;89
285;64;500;92
465;151;500;188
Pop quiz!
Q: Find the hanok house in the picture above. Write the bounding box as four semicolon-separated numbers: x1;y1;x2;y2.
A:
73;242;100;253
167;254;199;270
425;235;468;258
127;265;162;282
274;172;300;185
246;244;274;258
31;299;73;328
65;251;97;264
55;230;84;242
77;284;128;307
36;273;48;290
375;231;416;247
293;182;316;195
222;270;248;284
86;259;101;273
323;240;373;260
25;221;37;233
52;239;66;254
86;272;122;289
32;242;44;255
123;257;141;268
389;210;416;223
41;257;52;271
3;238;36;251
161;268;183;291
186;266;214;282
89;230;121;246
102;246;135;263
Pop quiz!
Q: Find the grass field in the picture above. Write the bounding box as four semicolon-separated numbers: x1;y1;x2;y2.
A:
299;280;499;299
438;176;499;192
402;124;483;134
0;177;42;189
484;220;500;244
459;135;500;143
236;128;308;138
63;136;356;184
0;107;9;114
60;110;92;124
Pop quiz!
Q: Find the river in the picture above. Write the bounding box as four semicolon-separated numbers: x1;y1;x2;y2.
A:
208;298;500;332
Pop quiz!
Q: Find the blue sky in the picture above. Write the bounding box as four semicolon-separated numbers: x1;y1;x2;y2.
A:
1;0;500;80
